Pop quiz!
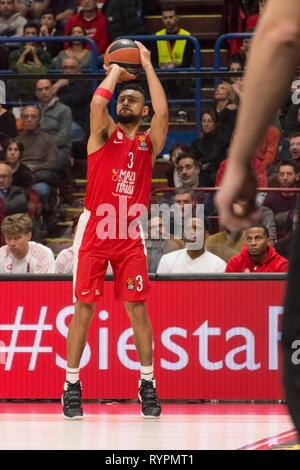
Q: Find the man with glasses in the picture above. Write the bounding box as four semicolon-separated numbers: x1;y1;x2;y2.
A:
52;57;93;143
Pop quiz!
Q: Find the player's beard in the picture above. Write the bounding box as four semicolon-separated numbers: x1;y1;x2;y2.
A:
116;111;140;124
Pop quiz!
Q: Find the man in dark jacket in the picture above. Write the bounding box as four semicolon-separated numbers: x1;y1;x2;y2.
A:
102;0;148;43
0;162;28;216
225;225;288;272
52;56;93;141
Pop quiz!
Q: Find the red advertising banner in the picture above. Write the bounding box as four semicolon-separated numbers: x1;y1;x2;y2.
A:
0;279;286;400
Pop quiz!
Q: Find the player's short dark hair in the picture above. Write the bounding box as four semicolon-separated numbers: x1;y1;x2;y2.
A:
119;83;147;104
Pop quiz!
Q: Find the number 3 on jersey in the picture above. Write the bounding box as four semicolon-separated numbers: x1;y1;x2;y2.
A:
128;152;134;169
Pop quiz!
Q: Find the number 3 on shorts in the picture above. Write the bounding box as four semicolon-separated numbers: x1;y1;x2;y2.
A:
136;275;143;291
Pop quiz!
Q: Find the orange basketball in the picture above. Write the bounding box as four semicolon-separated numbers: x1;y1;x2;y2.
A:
104;39;142;80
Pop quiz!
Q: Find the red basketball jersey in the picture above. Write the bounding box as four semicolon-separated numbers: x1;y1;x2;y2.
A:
84;125;152;222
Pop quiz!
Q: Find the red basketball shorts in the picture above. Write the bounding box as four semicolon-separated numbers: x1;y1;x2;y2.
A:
73;209;150;303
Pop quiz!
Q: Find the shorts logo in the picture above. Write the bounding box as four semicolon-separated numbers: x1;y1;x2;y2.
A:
126;276;135;290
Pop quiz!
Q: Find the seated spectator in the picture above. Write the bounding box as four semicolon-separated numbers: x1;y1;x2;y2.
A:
0;213;55;272
279;133;300;171
213;82;237;146
8;22;52;101
166;142;190;188
0;0;27;49
275;211;297;260
64;0;109;59
145;215;169;274
176;153;213;189
190;108;227;184
246;0;268;30
16;105;61;203
35;78;72;167
263;161;299;238
52;56;93;143
174;153;215;215
225;225;288;273
9;22;52;70
288;133;300;170
227;54;244;84
253;125;280;168
52;24;92;70
31;0;76;29
0;102;18;141
151;5;193;120
0;161;28;215
102;0;148;43
170;186;197;239
216;156;268;189
4;138;33;190
206;228;246;263
39;9;64;59
157;217;226;274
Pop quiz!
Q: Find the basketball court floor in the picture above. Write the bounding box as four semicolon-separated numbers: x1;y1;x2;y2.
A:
0;401;297;450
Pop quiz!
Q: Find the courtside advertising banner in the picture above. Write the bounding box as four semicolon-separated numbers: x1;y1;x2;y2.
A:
0;278;286;400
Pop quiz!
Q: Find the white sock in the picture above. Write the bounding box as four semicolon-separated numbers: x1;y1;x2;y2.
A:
140;365;153;381
66;367;79;384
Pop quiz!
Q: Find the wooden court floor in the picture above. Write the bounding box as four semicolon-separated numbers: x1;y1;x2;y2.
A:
0;402;297;450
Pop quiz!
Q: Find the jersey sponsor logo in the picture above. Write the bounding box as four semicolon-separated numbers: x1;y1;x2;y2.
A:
114;169;136;196
126;276;135;290
117;131;123;140
114;140;122;144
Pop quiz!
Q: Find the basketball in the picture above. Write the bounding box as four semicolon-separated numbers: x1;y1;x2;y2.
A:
104;39;142;79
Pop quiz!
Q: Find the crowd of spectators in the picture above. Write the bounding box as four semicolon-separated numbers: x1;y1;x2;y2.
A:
0;0;297;275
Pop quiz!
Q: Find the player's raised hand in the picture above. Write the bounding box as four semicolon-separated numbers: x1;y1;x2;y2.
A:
103;63;136;82
134;41;152;69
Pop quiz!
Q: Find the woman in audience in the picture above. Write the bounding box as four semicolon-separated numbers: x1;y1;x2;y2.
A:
52;24;92;70
190;108;227;184
5;138;33;190
213;81;238;146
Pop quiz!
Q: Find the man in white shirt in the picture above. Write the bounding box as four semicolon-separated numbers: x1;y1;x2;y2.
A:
0;213;55;273
157;217;226;274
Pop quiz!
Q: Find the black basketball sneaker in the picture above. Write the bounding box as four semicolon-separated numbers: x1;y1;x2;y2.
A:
138;378;162;418
62;380;83;419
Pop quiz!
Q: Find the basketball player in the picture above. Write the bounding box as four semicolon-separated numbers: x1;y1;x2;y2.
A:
215;0;300;437
62;41;168;419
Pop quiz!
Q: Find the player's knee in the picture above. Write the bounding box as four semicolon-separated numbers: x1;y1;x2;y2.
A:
74;301;95;325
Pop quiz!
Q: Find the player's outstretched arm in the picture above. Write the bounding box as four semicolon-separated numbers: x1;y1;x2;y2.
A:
135;41;169;166
215;0;300;230
88;64;136;155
